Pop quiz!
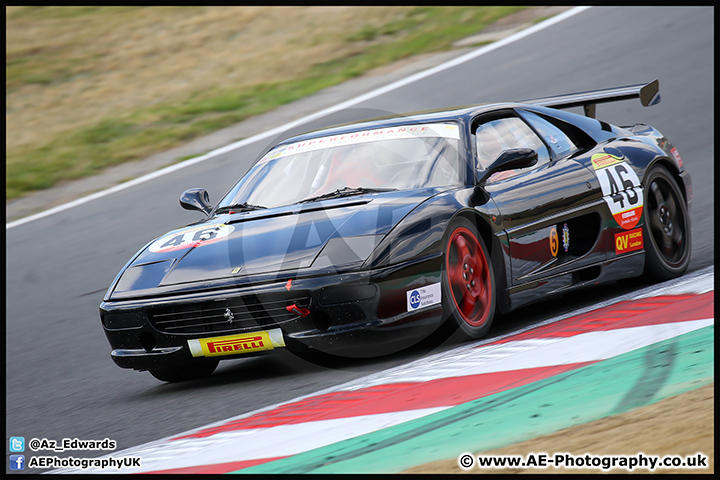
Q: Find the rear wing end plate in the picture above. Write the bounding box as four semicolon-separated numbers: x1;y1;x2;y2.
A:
524;79;660;118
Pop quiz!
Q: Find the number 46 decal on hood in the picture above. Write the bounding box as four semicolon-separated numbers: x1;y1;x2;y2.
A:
148;223;235;253
591;153;644;230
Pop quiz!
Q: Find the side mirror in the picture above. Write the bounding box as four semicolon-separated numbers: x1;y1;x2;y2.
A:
477;148;538;184
180;188;212;215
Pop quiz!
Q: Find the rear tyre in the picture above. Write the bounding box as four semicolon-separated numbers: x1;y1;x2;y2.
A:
642;166;691;280
442;218;496;339
149;359;219;383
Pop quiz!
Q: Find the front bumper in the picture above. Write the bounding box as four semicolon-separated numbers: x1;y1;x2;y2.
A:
101;255;445;370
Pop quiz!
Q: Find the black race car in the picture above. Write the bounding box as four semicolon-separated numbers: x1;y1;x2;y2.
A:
100;79;691;382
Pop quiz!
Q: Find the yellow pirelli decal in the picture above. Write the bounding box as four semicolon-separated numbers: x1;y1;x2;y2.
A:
591;152;623;170
188;329;285;358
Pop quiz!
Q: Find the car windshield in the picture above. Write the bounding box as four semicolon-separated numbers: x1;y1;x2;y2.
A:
217;122;463;210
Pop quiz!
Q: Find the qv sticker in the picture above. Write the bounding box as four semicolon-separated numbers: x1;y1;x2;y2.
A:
591;153;644;230
407;282;442;312
615;228;643;255
148;224;235;253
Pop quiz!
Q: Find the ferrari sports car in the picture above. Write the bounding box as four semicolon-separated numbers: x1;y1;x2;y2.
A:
100;79;691;382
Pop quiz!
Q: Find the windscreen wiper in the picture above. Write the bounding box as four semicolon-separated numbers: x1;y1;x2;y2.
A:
215;202;267;214
296;187;397;204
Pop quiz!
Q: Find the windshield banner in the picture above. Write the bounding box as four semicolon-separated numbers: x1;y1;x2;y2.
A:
261;123;460;162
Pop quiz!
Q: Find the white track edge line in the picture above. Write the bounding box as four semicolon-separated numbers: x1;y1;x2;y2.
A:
50;309;714;473
8;6;592;231
75;265;713;455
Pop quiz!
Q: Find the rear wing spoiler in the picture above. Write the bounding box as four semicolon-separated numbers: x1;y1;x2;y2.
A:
524;79;660;118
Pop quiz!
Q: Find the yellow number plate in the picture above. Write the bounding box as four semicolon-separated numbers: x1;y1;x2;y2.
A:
187;329;285;358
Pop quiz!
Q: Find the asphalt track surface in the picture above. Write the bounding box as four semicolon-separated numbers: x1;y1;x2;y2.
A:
5;7;713;474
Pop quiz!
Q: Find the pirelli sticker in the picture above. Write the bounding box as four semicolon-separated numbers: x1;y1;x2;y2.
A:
188;329;285;358
591;153;644;230
591;152;624;170
615;228;643;255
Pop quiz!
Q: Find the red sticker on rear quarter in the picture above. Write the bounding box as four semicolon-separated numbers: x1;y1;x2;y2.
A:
615;228;643;254
612;206;644;230
670;147;683;168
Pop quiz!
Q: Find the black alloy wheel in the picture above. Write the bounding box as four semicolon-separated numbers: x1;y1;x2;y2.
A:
642;165;691;280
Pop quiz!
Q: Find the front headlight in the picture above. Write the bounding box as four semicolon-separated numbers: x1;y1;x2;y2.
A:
311;235;384;270
113;259;176;294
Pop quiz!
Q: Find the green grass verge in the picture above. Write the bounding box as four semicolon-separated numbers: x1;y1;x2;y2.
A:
6;6;526;200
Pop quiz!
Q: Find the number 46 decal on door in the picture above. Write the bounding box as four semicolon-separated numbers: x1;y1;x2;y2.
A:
591;153;644;230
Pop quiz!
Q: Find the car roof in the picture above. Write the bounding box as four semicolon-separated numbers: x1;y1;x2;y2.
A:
276;102;522;147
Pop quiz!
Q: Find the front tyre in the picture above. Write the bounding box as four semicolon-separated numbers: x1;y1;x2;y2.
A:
642;165;691;280
442;218;495;339
149;359;219;383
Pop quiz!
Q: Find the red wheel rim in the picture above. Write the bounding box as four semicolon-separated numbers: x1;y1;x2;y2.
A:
446;227;491;327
